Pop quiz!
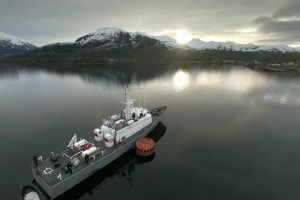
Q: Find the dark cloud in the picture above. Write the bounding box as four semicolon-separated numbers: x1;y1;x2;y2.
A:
272;0;300;19
251;0;300;45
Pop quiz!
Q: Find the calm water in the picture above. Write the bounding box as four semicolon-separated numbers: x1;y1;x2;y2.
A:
1;63;300;200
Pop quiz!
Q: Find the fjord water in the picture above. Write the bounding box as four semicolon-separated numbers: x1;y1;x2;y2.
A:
1;63;300;200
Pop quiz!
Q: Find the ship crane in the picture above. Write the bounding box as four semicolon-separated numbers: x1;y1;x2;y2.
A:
67;134;77;148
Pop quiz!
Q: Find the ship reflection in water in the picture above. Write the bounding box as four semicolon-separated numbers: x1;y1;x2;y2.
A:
55;122;167;200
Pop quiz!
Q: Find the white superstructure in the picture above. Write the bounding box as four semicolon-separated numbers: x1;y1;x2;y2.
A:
94;128;102;142
94;96;152;147
115;113;152;143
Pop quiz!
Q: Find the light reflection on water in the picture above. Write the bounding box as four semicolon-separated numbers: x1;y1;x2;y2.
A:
0;64;300;200
147;68;272;95
195;69;269;93
173;69;190;91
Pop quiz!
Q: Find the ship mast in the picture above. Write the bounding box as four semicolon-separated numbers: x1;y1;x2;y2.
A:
123;85;135;121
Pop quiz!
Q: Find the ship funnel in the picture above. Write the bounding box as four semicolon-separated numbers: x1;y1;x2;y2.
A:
123;98;135;121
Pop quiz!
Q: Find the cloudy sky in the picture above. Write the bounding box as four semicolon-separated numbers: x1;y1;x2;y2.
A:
0;0;299;46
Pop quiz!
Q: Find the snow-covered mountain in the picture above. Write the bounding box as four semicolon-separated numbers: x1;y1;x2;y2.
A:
74;27;300;53
75;28;156;44
74;27;187;51
186;38;300;53
0;32;35;55
32;28;170;60
74;27;167;50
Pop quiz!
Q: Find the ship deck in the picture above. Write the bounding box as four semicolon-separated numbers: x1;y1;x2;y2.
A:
33;137;114;186
32;106;167;186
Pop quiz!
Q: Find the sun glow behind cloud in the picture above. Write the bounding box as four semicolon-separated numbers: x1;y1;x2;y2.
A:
174;30;193;44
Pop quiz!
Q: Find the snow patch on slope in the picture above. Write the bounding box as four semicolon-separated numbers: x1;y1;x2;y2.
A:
0;32;28;46
129;31;149;38
150;35;179;48
76;28;124;44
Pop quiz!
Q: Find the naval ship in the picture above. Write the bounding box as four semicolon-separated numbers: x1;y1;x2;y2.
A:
30;96;167;199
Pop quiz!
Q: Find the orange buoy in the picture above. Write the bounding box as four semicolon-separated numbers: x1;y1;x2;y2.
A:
135;137;155;156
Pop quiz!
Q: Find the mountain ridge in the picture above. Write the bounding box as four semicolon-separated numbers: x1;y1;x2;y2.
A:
1;28;299;54
1;28;300;64
186;38;299;53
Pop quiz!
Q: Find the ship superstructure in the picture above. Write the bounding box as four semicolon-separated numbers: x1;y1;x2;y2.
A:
31;96;167;199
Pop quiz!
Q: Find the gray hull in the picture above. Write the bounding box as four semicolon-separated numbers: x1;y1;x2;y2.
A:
32;106;166;199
